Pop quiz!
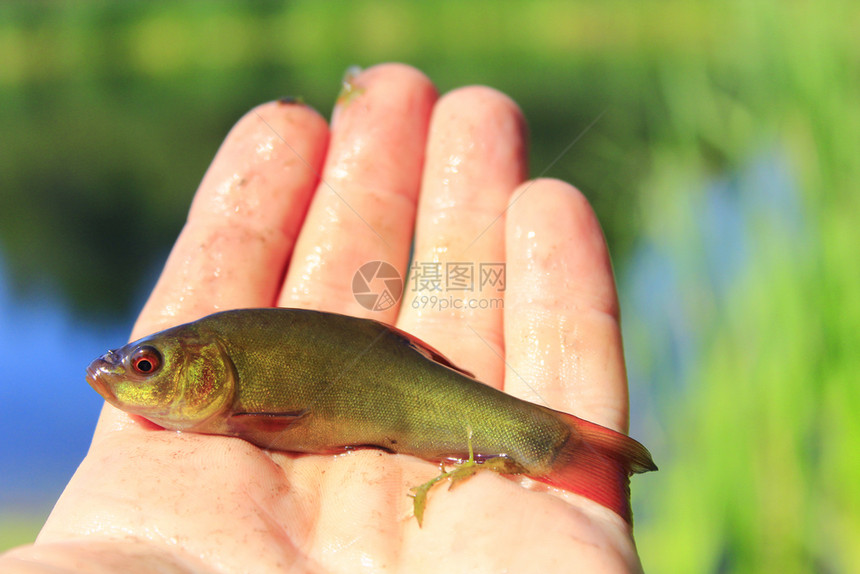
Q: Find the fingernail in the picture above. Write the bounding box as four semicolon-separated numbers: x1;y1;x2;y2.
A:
333;66;365;125
341;65;363;90
277;96;305;105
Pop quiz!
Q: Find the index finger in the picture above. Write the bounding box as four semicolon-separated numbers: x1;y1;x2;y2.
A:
132;100;329;340
94;100;328;435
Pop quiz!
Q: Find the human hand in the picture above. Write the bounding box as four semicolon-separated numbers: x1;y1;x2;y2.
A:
2;64;644;573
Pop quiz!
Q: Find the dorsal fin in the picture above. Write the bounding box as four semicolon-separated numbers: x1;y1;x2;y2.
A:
386;323;476;379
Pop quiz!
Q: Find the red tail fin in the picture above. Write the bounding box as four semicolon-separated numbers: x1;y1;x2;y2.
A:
532;411;657;523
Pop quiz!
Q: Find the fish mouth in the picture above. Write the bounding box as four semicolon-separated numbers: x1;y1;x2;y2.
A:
86;348;124;400
86;361;114;400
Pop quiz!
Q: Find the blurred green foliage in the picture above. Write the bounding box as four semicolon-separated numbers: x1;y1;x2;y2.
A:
1;0;663;315
0;515;42;556
1;1;856;572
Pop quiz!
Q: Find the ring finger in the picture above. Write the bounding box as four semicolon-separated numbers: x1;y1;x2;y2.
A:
397;86;528;386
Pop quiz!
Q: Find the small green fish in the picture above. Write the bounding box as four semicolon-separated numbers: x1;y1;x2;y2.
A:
86;308;656;524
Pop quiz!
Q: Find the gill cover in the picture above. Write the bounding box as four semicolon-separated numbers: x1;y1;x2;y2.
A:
166;335;236;430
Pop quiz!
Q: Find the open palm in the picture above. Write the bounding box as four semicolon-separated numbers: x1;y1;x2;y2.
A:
4;64;644;573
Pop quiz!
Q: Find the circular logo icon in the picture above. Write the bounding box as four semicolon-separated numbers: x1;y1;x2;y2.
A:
352;261;403;311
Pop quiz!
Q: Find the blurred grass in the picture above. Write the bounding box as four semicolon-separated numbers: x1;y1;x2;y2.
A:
0;516;42;555
628;3;859;572
1;1;857;571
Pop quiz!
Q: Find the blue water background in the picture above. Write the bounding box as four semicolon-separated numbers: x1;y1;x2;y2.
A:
0;259;132;517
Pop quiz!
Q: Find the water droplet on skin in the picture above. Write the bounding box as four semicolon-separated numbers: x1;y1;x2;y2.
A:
329;137;366;181
255;139;275;160
212;174;249;216
443;154;462;175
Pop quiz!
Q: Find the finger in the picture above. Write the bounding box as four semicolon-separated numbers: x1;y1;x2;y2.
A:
279;64;437;322
132;100;329;340
96;101;326;435
397;87;527;386
504;179;628;432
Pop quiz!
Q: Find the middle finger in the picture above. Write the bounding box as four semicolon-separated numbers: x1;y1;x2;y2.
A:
279;64;437;322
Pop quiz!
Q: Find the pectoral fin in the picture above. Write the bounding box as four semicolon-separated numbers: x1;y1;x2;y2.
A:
228;410;308;434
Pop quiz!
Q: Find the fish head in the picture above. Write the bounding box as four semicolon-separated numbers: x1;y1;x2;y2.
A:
86;325;236;430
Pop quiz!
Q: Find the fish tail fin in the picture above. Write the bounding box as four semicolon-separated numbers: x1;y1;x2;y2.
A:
533;411;657;523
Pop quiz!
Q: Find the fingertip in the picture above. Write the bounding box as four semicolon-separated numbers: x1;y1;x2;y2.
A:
333;63;437;124
430;86;528;181
507;178;618;318
227;98;329;153
197;98;330;212
504;177;628;432
508;178;588;219
435;85;525;125
356;62;436;92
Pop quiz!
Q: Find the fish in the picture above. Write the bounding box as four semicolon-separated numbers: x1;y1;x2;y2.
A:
86;308;656;524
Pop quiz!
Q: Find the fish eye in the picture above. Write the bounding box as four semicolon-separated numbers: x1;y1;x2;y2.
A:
129;346;162;376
